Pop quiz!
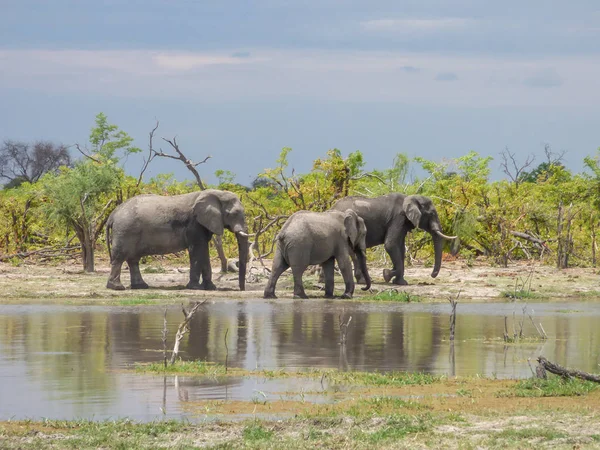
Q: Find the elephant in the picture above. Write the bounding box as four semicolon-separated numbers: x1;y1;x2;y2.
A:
263;209;372;299
331;194;456;285
105;189;249;291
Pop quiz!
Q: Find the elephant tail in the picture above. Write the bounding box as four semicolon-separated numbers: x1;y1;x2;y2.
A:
106;219;113;263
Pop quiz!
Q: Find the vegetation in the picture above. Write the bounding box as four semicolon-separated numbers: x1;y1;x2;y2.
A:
501;375;600;397
2;114;600;276
1;373;599;449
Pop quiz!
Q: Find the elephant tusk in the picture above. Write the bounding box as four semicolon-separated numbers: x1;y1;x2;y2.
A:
237;231;255;237
435;230;457;240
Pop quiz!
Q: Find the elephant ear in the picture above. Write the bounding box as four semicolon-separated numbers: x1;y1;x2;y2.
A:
193;192;224;235
343;210;359;247
403;196;422;228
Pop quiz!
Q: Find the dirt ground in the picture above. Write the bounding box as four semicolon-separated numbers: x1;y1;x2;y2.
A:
1;256;599;303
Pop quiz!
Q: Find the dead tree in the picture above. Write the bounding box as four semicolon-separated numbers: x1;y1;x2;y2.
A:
148;125;233;273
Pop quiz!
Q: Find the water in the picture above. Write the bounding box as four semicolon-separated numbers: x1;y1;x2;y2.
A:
0;300;599;421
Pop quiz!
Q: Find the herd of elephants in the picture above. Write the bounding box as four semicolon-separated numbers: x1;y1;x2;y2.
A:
105;189;456;298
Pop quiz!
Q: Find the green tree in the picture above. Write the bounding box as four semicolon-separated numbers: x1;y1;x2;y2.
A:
40;113;137;272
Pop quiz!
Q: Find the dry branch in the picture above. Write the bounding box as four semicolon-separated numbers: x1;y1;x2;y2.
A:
536;356;600;383
448;290;459;341
170;301;206;365
339;314;352;345
162;307;168;369
156;137;211;190
0;245;80;261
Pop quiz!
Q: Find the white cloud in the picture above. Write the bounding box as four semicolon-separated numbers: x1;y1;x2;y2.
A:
152;52;261;71
361;18;472;33
0;48;599;107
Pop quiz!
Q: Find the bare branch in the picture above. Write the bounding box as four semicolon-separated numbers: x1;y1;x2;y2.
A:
170;300;207;365
156;137;211;190
74;144;101;163
500;147;535;186
137;120;160;187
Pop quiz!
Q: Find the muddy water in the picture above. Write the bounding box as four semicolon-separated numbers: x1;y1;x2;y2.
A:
0;300;599;421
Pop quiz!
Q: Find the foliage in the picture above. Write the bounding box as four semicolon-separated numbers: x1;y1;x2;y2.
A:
2;115;600;272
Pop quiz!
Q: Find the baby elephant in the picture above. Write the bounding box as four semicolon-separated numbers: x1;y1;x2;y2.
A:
263;209;372;299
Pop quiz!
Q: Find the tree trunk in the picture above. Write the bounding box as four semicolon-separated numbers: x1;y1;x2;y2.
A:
77;225;95;273
82;232;95;272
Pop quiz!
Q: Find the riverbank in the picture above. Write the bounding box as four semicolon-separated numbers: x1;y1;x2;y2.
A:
1;258;599;304
1;374;599;449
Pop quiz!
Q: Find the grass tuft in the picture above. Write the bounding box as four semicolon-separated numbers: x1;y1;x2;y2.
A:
361;290;421;303
352;414;430;443
136;360;226;376
498;375;599;398
243;423;274;441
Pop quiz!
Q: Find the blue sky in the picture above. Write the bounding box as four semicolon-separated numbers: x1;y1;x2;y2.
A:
2;1;600;186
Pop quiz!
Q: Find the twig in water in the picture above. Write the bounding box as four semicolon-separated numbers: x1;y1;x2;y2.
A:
528;310;546;339
527;358;536;377
162;307;168;369
339;314;352;345
224;328;229;373
448;290;459;341
170;300;206;365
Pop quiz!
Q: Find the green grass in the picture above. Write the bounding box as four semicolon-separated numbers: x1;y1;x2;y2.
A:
243;423;274;442
351;414;431;443
0;419;190;449
135;361;442;387
360;290;422;303
498;376;599;398
347;396;426;417
117;298;159;305
324;370;441;386
136;360;226;376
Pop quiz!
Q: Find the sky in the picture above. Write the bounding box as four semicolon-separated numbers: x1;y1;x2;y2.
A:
1;0;600;186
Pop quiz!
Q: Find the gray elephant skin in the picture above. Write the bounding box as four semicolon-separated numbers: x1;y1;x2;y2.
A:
331;194;456;285
263;209;372;299
106;189;249;291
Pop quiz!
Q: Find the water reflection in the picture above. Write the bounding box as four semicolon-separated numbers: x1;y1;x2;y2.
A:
0;300;599;421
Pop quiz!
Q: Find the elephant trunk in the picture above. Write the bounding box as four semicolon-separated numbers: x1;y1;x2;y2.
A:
236;232;248;291
431;232;444;278
356;248;372;291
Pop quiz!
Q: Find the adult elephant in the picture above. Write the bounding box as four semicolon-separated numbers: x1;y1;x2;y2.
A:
263;209;371;299
106;189;249;291
331;194;456;285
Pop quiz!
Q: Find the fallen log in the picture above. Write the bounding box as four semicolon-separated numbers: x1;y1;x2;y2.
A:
511;231;547;247
536;356;600;383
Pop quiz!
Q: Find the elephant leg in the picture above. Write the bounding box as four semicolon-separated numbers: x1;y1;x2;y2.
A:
348;250;366;284
383;231;408;285
128;259;149;289
291;265;308;299
322;258;335;298
338;256;354;299
263;248;289;299
106;258;126;290
187;237;215;290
